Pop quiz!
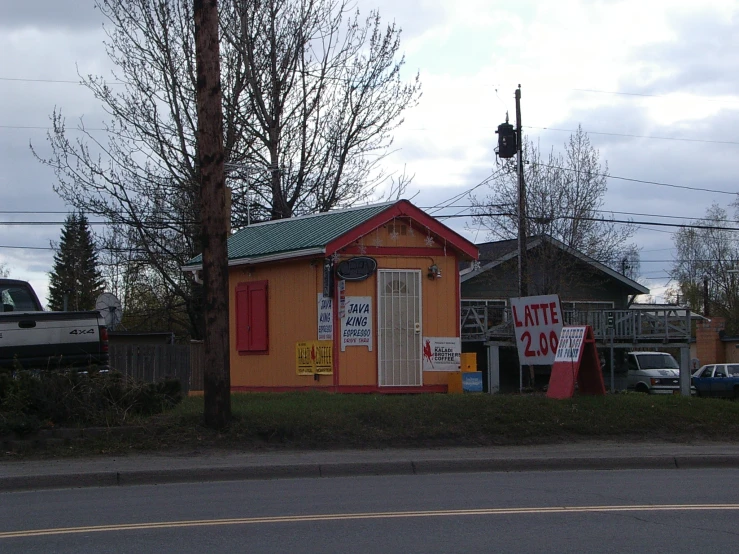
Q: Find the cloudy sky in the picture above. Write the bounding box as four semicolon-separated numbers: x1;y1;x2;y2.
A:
1;0;738;306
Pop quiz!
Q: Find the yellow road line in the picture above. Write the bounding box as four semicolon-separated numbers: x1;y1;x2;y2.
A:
3;504;739;539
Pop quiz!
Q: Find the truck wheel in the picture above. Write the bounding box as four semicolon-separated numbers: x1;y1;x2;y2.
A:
635;383;650;394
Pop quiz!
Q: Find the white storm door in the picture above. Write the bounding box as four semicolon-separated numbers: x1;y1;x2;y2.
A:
378;270;422;387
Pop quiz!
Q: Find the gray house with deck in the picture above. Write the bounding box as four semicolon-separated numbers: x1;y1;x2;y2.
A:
459;235;692;392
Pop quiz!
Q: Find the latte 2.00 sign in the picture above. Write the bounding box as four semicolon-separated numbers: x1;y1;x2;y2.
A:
509;295;564;365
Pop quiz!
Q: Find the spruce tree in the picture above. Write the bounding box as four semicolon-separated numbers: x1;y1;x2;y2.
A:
48;212;104;311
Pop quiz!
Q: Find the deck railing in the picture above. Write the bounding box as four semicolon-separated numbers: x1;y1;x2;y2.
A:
461;301;692;343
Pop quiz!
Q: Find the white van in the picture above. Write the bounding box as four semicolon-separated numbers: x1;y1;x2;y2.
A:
626;351;681;394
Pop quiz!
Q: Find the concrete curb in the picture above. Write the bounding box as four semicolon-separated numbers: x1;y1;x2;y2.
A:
2;454;739;492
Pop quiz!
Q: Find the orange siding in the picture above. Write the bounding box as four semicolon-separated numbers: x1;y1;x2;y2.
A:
228;259;329;388
336;275;376;386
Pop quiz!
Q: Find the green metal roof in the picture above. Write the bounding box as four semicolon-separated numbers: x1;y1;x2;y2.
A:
185;202;393;267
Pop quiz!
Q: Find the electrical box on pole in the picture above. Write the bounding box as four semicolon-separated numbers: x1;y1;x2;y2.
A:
496;118;517;159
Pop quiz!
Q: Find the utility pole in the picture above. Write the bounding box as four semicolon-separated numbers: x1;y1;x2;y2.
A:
515;85;533;390
515;85;527;297
194;0;231;429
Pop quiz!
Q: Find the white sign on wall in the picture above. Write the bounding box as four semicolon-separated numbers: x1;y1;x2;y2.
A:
338;279;346;319
317;293;333;341
341;296;372;351
510;294;564;365
554;326;587;362
422;337;461;371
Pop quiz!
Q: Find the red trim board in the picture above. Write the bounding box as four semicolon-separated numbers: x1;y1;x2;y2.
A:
547;326;606;399
230;385;448;394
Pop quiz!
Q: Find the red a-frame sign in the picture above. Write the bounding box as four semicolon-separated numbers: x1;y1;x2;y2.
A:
547;325;606;399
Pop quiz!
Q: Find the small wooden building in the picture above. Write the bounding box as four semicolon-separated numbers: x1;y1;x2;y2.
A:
185;200;478;392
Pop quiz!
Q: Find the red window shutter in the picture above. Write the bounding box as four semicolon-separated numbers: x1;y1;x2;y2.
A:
235;280;268;353
247;281;268;351
235;284;250;351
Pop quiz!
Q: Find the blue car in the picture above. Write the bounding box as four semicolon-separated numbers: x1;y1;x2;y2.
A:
691;364;739;398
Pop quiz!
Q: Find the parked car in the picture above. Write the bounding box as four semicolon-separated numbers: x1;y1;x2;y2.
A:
0;279;109;370
691;364;739;398
626;351;683;394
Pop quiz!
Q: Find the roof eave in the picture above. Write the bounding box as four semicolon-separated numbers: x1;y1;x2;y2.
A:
182;247;326;272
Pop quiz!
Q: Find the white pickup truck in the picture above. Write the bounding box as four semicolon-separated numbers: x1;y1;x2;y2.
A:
0;279;109;370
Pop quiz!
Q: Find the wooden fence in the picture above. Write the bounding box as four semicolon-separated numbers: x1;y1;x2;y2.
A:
108;344;193;395
189;340;204;393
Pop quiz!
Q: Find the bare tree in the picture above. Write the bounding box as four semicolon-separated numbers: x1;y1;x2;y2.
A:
222;0;419;219
670;202;739;332
33;0;420;338
471;126;639;280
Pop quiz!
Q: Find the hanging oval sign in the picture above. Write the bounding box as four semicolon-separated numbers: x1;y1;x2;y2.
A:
336;257;377;281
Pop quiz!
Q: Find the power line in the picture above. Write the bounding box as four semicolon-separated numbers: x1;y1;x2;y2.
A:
489;83;739;104
634;225;675;235
6;75;737;103
0;77;83;84
425;169;504;214
439;211;739;232
0;245;52;250
0;242;725;264
424;205;739;225
0;77;124;85
570;87;739;105
399;125;739;147
0;221;112;226
526;126;739;146
0;124;108;132
532;162;739;196
2;212;737;232
8;120;735;148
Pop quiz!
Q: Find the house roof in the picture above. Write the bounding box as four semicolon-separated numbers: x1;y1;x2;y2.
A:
461;234;649;295
476;238;519;261
184;199;478;269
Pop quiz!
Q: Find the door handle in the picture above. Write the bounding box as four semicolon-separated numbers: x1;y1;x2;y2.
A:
19;320;37;328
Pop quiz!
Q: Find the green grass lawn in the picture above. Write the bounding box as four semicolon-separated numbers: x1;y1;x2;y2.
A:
107;391;739;452
9;391;739;458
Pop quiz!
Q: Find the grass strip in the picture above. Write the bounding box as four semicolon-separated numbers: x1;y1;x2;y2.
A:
11;391;739;458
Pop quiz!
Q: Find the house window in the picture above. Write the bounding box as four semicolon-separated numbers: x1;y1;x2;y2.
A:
235;280;268;353
386;279;407;294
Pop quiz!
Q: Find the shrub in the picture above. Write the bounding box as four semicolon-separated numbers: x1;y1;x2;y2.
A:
0;369;182;436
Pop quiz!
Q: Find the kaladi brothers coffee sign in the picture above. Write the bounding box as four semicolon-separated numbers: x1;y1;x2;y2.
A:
422;337;461;371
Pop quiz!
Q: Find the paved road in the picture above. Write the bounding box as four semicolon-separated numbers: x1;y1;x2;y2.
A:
2;468;739;553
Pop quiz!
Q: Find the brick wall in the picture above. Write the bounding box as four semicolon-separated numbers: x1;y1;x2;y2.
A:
696;317;726;365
